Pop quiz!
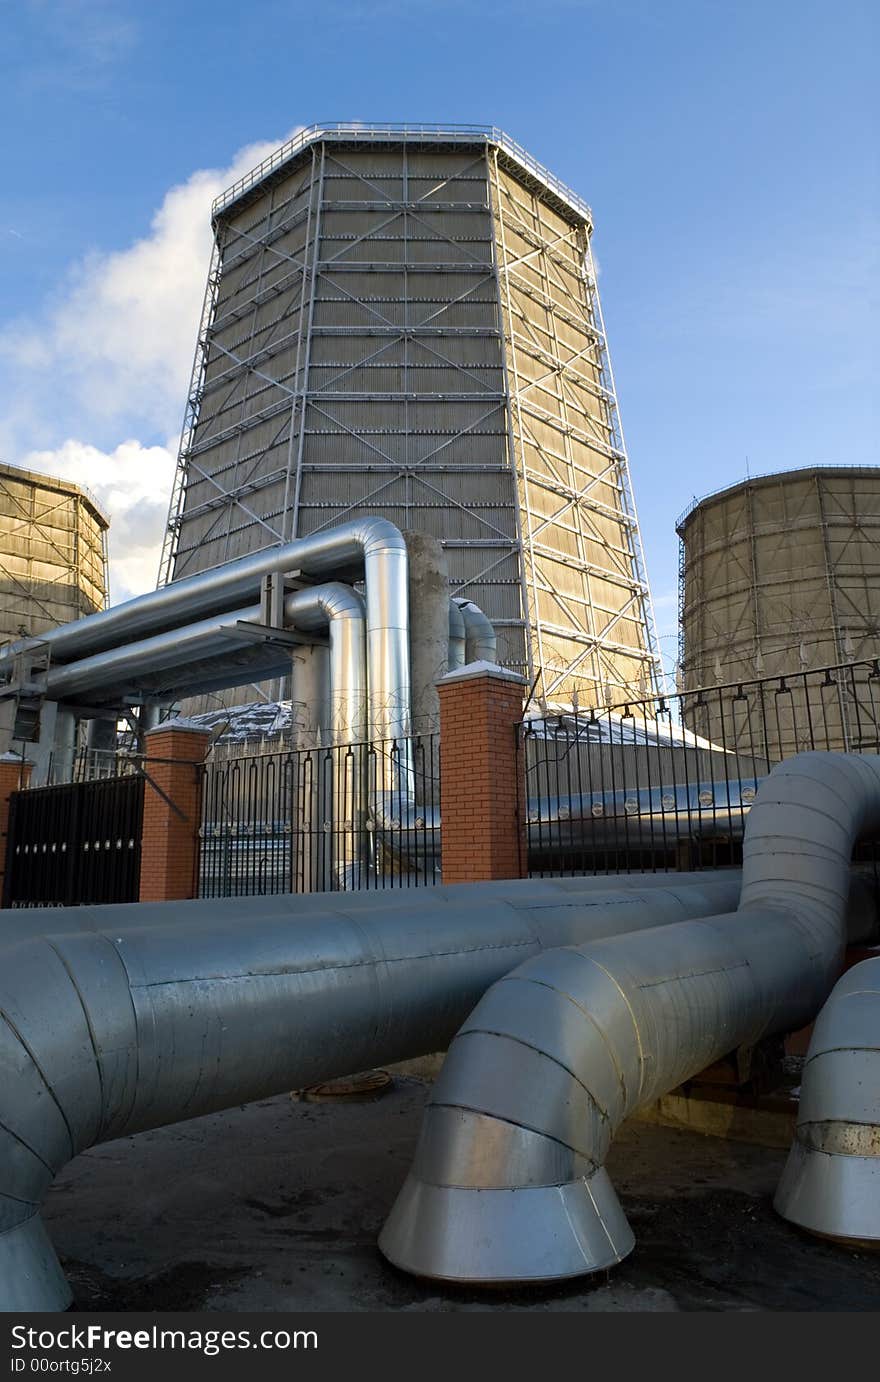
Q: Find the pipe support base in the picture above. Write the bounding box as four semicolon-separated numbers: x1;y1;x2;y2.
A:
0;1215;72;1313
379;1168;635;1283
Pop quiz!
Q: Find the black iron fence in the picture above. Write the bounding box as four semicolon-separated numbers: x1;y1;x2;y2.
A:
523;659;880;877
3;774;145;907
198;733;440;897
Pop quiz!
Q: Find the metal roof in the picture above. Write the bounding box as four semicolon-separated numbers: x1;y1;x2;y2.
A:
212;122;593;228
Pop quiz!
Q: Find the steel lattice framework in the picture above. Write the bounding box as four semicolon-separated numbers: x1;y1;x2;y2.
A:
159;124;660;706
0;461;108;648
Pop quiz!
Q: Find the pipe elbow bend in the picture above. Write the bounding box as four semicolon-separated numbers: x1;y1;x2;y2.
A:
775;955;880;1245
379;946;639;1282
451;597;497;663
287;582;366;625
354;518;408;560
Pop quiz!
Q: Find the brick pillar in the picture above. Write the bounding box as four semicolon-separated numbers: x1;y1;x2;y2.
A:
0;753;32;905
437;662;527;884
139;720;210;903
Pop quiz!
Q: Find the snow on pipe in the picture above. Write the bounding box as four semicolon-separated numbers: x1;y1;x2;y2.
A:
379;753;880;1284
0;874;745;1312
774;954;880;1244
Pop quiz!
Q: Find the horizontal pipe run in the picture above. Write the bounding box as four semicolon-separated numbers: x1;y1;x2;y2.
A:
43;604;263;699
447;600;466;672
0;518;406;669
4;866;876;950
41;584;368;745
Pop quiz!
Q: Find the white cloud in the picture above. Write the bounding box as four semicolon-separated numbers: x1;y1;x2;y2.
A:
19;439;176;604
3;131;295;441
2;127;303;602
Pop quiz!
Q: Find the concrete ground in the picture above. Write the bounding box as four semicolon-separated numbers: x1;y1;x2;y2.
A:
46;1077;880;1313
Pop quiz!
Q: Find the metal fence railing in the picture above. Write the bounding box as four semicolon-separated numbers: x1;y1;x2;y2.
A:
198;733;440;897
3;774;144;908
523;659;880;877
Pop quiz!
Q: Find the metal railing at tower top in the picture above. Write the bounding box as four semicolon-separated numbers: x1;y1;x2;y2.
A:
522;658;880;877
211;123;594;225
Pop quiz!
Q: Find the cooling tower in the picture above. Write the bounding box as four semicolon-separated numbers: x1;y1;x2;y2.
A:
160;124;659;710
0;461;108;648
677;465;880;755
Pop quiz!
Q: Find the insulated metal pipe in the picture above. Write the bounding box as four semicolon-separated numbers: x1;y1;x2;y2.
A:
0;518;407;678
452;597;497;664
774;954;880;1244
2;866;873;952
43;604;269;699
379;753;880;1283
447;600;466;673
0;875;742;1312
43;585;368;746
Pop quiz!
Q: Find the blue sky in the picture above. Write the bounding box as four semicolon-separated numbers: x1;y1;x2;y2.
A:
1;0;876;679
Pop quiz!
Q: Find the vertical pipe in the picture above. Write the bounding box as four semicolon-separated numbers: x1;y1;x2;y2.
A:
447;600;466;673
453;597;497;665
52;710;77;786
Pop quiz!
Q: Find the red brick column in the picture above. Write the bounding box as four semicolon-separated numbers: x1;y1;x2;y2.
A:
438;663;527;884
0;753;32;904
139;720;210;903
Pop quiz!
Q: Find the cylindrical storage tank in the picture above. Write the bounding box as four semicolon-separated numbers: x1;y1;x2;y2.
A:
676;466;880;760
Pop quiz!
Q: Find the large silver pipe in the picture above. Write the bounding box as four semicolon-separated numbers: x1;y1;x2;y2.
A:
285;585;366;746
0;874;743;1311
379;753;880;1284
447;600;466;673
774;954;880;1244
0;869;751;949
3;862;869;964
0;519;407;686
286;586;367;888
43;584;368;747
44;605;262;700
452;597;497;664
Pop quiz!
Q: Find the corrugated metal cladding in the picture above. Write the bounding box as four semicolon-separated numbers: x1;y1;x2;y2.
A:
164;131;658;711
0;462;109;649
677;466;880;755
